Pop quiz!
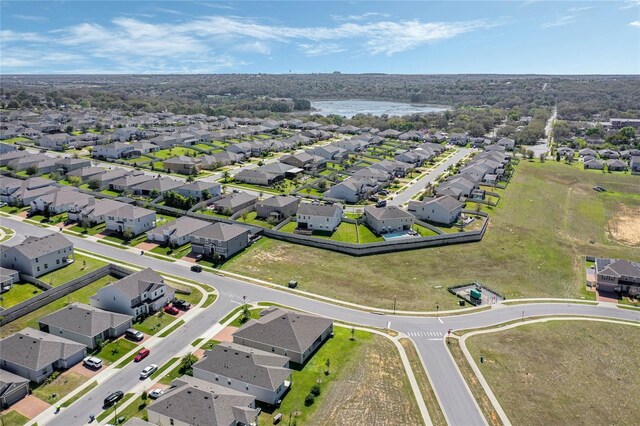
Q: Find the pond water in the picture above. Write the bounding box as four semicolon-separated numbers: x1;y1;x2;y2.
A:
310;99;449;118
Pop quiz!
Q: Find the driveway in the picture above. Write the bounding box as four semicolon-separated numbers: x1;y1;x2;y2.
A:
9;395;50;419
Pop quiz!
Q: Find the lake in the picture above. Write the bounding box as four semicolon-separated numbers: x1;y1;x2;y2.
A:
310;99;449;118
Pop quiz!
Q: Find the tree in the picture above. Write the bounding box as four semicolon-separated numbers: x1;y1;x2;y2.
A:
68;176;82;186
186;175;195;183
325;358;331;375
87;179;101;190
240;303;251;324
179;353;199;376
26;165;38;176
222;171;230;182
201;190;211;200
122;228;134;241
310;384;321;396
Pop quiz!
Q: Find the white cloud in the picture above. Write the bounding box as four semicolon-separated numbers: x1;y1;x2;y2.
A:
298;43;347;56
331;12;390;22
542;15;576;29
630;21;640;26
567;6;594;13
13;14;48;22
1;30;48;43
621;1;640;9
235;41;271;55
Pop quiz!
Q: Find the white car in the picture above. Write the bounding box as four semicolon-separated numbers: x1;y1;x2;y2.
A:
140;364;158;379
149;389;165;399
83;356;102;369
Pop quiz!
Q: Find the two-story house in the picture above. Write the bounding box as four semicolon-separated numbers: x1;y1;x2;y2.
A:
0;234;74;278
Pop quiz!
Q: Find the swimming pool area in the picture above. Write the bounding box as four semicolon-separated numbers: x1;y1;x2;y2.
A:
382;230;421;241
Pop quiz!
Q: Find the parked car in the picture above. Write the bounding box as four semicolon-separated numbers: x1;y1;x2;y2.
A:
103;391;124;406
83;356;103;369
134;348;150;362
164;305;179;315
149;389;165;399
140;364;158;379
190;264;202;272
125;328;144;342
173;299;192;310
376;200;387;208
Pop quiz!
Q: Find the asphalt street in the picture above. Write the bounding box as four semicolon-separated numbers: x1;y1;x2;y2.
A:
4;219;639;426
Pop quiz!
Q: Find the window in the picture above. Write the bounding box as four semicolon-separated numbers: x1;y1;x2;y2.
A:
170;420;174;426
56;259;60;265
37;266;40;272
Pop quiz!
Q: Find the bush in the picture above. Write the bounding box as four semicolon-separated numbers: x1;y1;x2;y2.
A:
310;384;321;396
304;393;315;406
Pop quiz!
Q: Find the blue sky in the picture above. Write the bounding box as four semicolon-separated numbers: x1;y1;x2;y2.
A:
1;1;639;74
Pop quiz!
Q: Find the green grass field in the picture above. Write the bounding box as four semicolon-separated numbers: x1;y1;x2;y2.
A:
0;410;29;426
38;253;107;287
0;282;43;308
32;371;87;405
133;312;177;335
466;320;640;425
92;338;139;363
223;161;640;311
153;147;200;159
70;222;107;235
1;274;119;337
278;221;383;244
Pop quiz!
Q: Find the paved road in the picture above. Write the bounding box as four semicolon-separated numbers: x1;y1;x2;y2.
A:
529;106;557;159
388;147;472;207
4;219;639;426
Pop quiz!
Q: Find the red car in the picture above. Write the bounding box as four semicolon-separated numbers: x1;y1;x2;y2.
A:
164;305;179;315
134;348;150;362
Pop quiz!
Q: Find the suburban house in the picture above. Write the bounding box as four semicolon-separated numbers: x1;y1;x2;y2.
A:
109;173;154;192
606;159;627;172
174;181;221;200
594;258;640;296
233;307;334;365
200;151;243;167
408;195;464;225
0;328;86;383
68;198;125;225
234;168;281;186
631;156;640;175
105;204;156;236
39;133;75;150
55;157;92;173
162;156;200;175
0;267;19;292
90;268;175;318
38;302;133;350
146;376;260;426
193;342;292;405
0;234;74;278
30;187;94;214
131;177;183;196
0;369;30;408
584;159;604;170
325;177;379;203
190;223;251;260
147;216;210;247
310;145;347;160
212;192;258;214
66;166;106;181
496;138;515;150
280;152;325;171
436;176;477;199
254;195;299;221
92;142;136;159
363;205;415;235
296;203;343;233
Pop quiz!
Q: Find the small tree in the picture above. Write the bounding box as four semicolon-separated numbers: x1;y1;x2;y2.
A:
122;228;134;241
240;303;251;324
304;394;315;406
539;153;546;163
310;384;321;396
222;170;230;182
81;217;91;233
325;358;331;375
26;165;38;176
179;353;199;376
68;176;82;186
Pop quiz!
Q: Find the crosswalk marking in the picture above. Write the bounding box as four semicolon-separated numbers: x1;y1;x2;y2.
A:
406;331;443;338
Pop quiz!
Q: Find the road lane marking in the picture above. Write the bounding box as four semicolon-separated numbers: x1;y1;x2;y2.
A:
438;317;444;324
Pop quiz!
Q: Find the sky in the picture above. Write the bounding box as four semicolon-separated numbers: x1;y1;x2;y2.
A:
1;1;639;75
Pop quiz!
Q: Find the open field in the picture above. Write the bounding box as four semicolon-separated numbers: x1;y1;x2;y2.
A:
1;274;119;337
39;253;107;286
466;320;640;425
223;161;640;310
259;327;421;426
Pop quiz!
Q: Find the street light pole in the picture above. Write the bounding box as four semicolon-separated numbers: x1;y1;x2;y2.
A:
393;295;397;315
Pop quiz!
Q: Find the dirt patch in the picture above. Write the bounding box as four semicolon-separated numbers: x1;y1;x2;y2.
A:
136;241;158;251
608;204;640;245
308;335;422;426
17;211;28;218
212;326;238;343
10;395;50;419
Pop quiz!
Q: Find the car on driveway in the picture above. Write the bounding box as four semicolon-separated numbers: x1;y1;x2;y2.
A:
173;299;191;310
134;348;150;362
164;305;179;315
83;356;103;369
149;389;165;399
140;364;158;379
125;328;144;342
103;391;124;406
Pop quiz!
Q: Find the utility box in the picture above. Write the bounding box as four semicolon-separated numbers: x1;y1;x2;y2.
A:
470;288;482;300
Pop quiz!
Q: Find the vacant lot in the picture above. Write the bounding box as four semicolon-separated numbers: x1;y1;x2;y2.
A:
466;320;640;426
224;161;640;310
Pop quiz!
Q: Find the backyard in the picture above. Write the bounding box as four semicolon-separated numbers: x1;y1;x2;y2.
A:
1;274;119;336
38;253;107;286
466;320;640;425
0;282;43;308
278;221;383;243
223;160;640;311
258;326;421;425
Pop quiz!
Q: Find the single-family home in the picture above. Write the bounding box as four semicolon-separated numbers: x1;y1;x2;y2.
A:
0;328;86;383
174;181;221;200
0;267;19;292
0;234;74;278
594;258;640;296
310;145;347;161
606;159;627;171
162;156;200;175
38;303;133;350
66;166;106;181
496;138;515;150
212;192;258;214
190;223;251;260
408;195;464;225
234;168;280;186
254;195;299;220
30;187;94;214
92;142;136;159
325;177;379;204
233;307;334;365
0;369;30;408
90;268;175;318
631;156;640;175
193;342;292;405
109;173;154;192
363;205;415;235
584;159;604;170
131;177;183;197
55;158;92;173
105;204;156;236
199;151;243;168
146;376;260;426
39;133;75;150
296;203;343;233
147;216;210;247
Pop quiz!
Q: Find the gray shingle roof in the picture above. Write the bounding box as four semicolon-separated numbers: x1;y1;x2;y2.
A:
38;302;132;338
148;375;258;426
149;216;210;240
191;223;250;242
0;328;85;371
256;195;298;209
297;203;341;218
364;205;414;220
105;268;165;300
233;308;333;354
3;233;72;260
194;342;291;391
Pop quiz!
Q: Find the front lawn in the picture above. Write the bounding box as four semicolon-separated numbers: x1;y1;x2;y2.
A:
1;274;119;337
102;232;149;247
133;312;177;335
0;282;43;308
39;253;107;287
32;371;87;405
0;410;29;426
228;308;262;327
70;222;107;236
92;338;139;363
150;243;192;259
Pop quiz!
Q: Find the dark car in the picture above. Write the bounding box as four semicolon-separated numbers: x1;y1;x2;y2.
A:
104;391;124;406
376;200;387;208
190;264;202;272
173;299;192;310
